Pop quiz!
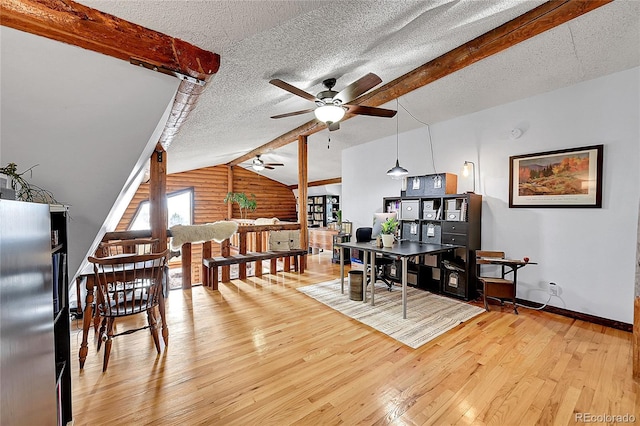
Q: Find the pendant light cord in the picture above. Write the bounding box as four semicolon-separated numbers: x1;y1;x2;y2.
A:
397;100;437;173
396;98;399;160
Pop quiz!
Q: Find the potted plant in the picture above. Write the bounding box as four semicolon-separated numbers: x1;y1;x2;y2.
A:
380;217;398;247
223;192;257;219
0;162;59;203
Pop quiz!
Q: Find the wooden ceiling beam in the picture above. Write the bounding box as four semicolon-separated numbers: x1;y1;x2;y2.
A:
1;0;220;81
228;0;611;167
288;177;342;190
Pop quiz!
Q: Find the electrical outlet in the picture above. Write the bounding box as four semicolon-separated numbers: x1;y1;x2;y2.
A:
549;282;558;296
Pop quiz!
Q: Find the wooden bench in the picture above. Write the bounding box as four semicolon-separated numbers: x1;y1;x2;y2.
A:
203;249;307;290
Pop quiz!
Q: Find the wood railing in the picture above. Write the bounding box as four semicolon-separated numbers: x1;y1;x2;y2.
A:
203;221;303;283
99;221;304;289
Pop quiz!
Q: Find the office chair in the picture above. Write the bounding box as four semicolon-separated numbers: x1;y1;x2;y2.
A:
354;227;394;291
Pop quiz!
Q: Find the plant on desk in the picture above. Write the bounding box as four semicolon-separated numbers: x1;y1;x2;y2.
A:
380;217;398;247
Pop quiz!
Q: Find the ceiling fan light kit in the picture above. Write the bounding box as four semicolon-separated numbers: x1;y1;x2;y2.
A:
314;104;346;124
269;73;396;131
250;155;284;171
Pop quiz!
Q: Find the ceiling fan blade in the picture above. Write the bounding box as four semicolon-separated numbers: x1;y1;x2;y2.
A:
270;108;315;119
345;104;397;118
269;79;317;101
264;165;275;170
265;163;284;167
328;122;340;131
334;73;382;104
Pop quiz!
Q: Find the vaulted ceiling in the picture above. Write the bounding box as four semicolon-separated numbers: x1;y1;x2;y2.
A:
6;1;640;185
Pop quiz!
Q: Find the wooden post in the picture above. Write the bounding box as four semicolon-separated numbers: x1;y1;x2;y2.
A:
150;143;168;250
149;143;168;345
227;165;233;219
181;242;192;289
255;231;263;277
298;135;309;269
221;239;231;282
202;241;212;287
239;232;247;279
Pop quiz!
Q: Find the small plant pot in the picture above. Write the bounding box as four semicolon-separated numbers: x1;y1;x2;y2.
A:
381;234;395;248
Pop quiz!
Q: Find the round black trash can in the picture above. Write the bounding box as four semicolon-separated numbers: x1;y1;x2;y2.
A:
349;270;363;301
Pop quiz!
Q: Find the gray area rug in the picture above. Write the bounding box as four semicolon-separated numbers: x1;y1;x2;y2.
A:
298;279;485;349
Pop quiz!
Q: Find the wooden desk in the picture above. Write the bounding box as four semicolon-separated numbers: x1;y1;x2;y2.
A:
477;257;537;313
336;240;460;319
309;228;339;251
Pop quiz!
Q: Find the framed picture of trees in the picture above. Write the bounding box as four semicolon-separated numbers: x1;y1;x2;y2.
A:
509;145;603;208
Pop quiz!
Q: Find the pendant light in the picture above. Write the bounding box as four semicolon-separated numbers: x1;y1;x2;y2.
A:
387;99;408;179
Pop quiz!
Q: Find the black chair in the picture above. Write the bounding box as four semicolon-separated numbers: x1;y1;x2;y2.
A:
356;227;372;242
354;227;394;291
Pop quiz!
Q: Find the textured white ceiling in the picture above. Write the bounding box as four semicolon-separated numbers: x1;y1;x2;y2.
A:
69;0;640;185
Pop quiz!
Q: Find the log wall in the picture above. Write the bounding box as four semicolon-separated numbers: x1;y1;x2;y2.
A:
116;165;298;282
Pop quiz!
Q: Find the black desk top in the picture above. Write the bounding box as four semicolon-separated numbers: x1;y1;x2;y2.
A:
335;239;461;257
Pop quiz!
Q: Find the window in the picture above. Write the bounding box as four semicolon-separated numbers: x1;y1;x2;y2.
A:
129;188;193;230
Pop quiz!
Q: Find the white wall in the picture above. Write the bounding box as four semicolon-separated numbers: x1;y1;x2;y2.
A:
0;28;179;282
343;67;640;324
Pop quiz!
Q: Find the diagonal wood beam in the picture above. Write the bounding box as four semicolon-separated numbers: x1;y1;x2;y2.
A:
228;0;611;167
0;0;220;80
159;80;207;149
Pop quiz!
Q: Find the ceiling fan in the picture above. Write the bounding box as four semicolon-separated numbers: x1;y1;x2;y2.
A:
248;155;284;171
269;73;396;131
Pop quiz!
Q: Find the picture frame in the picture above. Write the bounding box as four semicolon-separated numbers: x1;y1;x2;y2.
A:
509;144;603;208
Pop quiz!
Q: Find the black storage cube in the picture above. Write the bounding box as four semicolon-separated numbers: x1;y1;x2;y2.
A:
405;173;457;196
443;269;466;298
421;222;441;244
418;265;440;293
401;221;420;242
385;260;402;281
400;200;419;220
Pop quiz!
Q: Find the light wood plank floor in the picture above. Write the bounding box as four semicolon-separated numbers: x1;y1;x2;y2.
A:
71;253;639;425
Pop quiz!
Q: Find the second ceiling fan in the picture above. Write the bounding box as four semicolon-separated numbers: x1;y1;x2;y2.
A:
270;72;396;131
250;155;283;171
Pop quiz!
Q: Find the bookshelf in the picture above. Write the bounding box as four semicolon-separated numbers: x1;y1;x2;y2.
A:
382;193;482;300
50;205;72;426
307;195;339;227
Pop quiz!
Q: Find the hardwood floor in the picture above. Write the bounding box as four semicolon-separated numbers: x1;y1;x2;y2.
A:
71;252;639;425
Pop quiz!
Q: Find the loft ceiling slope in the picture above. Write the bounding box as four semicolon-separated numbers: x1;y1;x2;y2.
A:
227;0;612;169
1;0;221;150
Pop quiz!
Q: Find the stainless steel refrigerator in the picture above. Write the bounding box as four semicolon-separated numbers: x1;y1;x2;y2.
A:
0;199;56;425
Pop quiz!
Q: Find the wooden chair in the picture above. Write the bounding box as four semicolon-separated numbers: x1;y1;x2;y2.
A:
92;238;168;349
96;238;159;257
476;250;517;314
87;249;169;371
